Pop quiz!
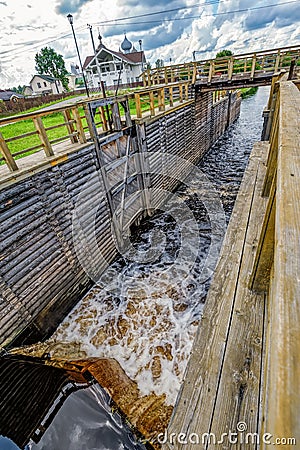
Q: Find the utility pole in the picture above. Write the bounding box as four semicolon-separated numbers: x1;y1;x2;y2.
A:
87;23;105;97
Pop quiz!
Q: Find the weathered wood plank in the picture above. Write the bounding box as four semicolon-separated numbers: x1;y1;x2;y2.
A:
164;142;269;450
263;81;300;446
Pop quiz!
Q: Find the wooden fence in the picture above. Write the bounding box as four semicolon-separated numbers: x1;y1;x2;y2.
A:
0;82;191;173
142;44;300;86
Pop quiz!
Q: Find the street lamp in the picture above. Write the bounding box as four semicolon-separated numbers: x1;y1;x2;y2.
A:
67;13;89;97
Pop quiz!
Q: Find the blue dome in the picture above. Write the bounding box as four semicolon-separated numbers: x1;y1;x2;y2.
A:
121;35;132;53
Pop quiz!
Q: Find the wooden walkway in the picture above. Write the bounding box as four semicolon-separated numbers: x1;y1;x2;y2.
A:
163;79;300;449
141;44;300;91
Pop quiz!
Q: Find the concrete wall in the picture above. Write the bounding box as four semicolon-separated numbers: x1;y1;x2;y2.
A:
0;90;241;347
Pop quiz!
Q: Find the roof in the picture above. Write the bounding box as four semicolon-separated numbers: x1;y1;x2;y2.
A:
0;90;24;101
30;74;59;84
83;47;145;70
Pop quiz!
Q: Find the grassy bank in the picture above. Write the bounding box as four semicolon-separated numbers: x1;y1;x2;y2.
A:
239;87;259;98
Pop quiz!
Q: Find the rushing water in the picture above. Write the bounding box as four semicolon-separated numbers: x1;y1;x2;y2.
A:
40;87;270;449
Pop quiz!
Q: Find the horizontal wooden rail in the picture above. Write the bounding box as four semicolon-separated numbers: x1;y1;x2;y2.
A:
0;82;191;173
249;80;300;445
141;44;300;86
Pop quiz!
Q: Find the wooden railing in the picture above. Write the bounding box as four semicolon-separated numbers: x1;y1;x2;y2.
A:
141;44;300;86
0;82;191;173
250;79;300;445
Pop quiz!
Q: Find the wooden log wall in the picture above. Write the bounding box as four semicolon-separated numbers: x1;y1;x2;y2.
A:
0;90;241;347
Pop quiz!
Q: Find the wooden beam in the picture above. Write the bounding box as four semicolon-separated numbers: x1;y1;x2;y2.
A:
134;93;142;118
0;132;18;172
62;110;78;144
71;107;87;144
33;117;54;157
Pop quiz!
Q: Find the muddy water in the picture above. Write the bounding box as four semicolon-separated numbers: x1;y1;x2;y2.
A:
48;87;269;446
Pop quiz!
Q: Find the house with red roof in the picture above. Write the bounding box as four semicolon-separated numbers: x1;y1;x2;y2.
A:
83;34;146;89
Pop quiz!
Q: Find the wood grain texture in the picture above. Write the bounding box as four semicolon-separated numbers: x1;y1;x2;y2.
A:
263;81;300;446
164;141;269;450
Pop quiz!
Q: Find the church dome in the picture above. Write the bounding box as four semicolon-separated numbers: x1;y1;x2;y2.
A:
121;35;132;53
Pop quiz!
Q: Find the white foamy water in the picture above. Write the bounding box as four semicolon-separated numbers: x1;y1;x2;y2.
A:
52;187;212;405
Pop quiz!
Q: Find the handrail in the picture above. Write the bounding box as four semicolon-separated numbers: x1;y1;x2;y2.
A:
250;80;300;444
141;44;300;86
0;82;191;173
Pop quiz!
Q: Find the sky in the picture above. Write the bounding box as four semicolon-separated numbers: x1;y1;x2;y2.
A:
0;0;299;88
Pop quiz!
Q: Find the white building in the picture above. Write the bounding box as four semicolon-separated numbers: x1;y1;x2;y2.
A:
26;75;64;96
83;35;146;89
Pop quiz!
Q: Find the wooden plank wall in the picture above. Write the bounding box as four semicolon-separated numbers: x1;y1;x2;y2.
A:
0;90;241;348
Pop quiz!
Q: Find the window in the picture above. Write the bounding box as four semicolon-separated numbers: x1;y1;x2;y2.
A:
43;82;47;87
37;82;41;88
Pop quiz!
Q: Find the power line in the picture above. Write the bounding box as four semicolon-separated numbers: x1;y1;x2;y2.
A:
93;0;299;26
0;0;298;61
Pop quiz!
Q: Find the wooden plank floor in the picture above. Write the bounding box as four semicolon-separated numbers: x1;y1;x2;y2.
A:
163;141;270;449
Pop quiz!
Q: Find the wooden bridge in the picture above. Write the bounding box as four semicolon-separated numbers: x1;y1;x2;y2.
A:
141;44;300;91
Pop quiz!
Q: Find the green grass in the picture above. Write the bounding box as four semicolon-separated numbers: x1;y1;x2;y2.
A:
0;90;168;165
239;87;259;98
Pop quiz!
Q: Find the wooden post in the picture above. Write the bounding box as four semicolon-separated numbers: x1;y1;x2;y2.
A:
142;72;147;87
274;50;280;72
147;69;151;87
149;91;155;116
135;93;142;118
164;67;168;84
33;116;54;156
0;132;18;172
184;83;189;100
100;106;108;131
171;67;175;83
158;88;165;111
208;60;214;82
83;104;95;139
228;57;234;80
63;109;78;143
112;102;122;131
71;107;87;144
192;62;197;84
179;84;183;102
250;53;257;79
169;86;173;107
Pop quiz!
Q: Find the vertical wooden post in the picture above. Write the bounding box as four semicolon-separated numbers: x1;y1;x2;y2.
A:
63;109;78;143
112;101;122;131
192;62;197;84
250;54;257;79
244;58;247;73
71;106;87;144
158;88;165;111
147;69;151;87
274;50;281;72
228;57;234;80
100;106;108;131
135;93;142;118
179;84;183;102
142;72;147;87
169;86;174;107
184;83;189;100
171;67;175;83
149;91;155;116
208;60;214;82
0;132;18;172
164;67;168;84
33;116;54;156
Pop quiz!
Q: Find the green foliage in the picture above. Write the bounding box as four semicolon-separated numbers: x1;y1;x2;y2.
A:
10;85;26;94
239;87;258;98
146;62;151;70
216;49;233;58
155;59;164;68
35;47;69;90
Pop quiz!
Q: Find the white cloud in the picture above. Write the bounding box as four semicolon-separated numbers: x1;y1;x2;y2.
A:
0;0;299;88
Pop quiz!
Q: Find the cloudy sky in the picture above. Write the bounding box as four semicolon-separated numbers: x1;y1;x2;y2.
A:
0;0;299;88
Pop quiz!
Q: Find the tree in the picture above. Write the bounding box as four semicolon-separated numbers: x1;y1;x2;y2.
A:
215;49;233;58
35;47;69;90
155;58;164;68
146;62;151;70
